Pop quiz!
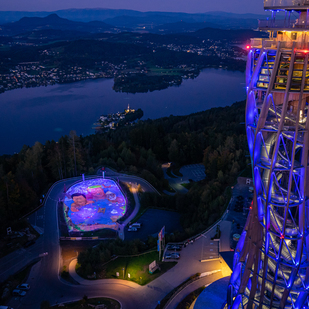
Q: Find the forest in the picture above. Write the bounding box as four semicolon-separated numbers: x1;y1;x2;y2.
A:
0;38;245;73
0;100;249;239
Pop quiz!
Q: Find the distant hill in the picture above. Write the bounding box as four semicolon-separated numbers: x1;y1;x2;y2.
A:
102;13;261;30
0;9;272;30
0;14;117;36
7;29;93;43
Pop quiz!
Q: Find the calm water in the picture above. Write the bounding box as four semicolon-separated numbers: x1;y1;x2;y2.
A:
0;69;245;154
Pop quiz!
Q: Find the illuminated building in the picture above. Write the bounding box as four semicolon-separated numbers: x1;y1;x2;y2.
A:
227;0;309;308
125;104;135;114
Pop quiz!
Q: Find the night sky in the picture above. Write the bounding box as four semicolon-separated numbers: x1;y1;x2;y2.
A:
1;0;265;14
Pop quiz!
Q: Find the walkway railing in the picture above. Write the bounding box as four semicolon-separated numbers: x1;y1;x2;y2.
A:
259;19;295;29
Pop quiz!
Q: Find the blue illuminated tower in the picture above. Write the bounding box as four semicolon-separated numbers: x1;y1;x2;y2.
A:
227;0;309;308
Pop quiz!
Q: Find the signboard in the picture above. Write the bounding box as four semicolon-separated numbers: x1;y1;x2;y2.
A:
149;260;158;274
149;260;157;272
157;239;161;252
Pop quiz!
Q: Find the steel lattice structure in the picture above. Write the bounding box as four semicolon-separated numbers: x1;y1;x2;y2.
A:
227;1;309;308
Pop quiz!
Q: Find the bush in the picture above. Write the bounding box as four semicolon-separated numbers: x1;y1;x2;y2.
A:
40;300;51;309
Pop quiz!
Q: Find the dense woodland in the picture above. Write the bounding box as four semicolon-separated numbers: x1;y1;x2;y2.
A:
0;38;245;74
0;100;249;238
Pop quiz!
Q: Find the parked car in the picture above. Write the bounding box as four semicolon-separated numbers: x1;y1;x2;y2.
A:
165;253;180;259
16;283;30;290
167;245;182;251
127;227;138;232
12;289;26;297
129;223;141;228
171;252;180;259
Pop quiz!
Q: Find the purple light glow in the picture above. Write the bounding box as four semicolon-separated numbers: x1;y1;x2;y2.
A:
63;178;127;232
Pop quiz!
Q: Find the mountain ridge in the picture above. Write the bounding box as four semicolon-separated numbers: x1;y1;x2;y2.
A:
0;14;117;36
0;8;271;28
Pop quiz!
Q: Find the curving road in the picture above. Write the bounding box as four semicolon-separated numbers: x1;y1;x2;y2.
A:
4;173;228;309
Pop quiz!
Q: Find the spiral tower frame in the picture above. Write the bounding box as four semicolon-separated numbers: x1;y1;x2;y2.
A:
227;2;309;308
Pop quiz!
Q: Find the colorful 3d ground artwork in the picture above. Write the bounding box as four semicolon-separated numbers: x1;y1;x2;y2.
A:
63;179;126;232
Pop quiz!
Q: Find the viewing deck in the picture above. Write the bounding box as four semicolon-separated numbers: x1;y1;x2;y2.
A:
250;38;309;50
259;19;309;30
264;0;309;10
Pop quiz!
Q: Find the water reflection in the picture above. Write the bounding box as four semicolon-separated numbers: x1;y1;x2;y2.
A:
0;69;245;154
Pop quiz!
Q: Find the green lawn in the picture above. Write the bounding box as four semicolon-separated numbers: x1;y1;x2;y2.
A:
96;251;177;285
181;183;191;189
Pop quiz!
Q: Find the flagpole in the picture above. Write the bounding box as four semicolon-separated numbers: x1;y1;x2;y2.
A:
163;226;165;250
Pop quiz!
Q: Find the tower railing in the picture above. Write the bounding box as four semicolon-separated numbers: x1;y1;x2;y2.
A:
250;38;309;50
259;19;296;29
264;0;309;9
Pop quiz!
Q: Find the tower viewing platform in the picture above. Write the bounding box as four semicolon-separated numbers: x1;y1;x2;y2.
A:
258;0;309;33
264;0;309;10
226;0;309;307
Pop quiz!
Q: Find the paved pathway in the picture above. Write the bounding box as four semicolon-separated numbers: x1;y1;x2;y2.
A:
165;273;223;309
67;218;232;309
1;170;236;309
0;237;44;281
68;251;226;309
118;183;140;240
161;164;188;194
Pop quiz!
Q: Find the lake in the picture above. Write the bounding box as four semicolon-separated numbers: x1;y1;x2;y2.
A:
0;69;245;154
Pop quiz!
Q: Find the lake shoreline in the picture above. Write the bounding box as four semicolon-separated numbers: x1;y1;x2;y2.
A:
0;68;246;155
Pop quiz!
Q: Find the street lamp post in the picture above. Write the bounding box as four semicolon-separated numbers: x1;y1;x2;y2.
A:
122;267;124;279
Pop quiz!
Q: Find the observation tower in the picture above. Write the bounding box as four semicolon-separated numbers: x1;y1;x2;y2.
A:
227;0;309;308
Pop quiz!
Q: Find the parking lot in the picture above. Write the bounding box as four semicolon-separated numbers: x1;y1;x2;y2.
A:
162;234;220;262
179;164;206;182
124;208;183;241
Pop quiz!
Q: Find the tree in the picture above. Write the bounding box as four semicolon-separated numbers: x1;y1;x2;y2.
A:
168;139;180;164
117;157;125;170
218;170;225;184
68;131;84;177
40;301;51;309
46;141;64;180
